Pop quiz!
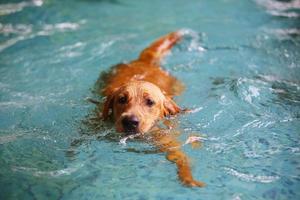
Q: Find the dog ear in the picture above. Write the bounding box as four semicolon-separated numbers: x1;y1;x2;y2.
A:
102;94;115;120
163;96;182;117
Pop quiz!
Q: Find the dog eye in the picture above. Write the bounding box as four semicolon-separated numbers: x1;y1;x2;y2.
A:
146;98;155;107
118;96;127;104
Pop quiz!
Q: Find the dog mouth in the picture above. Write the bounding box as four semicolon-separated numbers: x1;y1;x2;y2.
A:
123;127;139;136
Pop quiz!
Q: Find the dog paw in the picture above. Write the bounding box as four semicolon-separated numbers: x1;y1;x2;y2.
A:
184;179;206;187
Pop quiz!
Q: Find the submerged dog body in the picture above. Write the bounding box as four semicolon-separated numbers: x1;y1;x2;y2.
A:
99;31;205;187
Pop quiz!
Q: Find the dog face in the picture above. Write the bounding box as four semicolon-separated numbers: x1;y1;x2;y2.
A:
102;81;181;134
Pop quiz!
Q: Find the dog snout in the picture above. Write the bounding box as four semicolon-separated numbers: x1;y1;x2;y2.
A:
122;115;140;133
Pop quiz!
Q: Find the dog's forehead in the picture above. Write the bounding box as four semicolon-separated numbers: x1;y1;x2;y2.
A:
121;81;165;98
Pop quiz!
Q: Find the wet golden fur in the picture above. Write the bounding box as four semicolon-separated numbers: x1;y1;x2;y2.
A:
98;31;205;187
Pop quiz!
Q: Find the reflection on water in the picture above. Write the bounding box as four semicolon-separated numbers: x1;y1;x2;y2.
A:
210;75;300;107
0;21;85;52
258;0;300;39
256;0;300;18
0;0;43;16
257;75;300;106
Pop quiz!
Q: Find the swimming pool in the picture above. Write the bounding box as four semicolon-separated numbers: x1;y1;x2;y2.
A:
0;0;299;199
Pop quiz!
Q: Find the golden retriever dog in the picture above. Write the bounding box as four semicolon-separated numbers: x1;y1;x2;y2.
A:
98;31;205;187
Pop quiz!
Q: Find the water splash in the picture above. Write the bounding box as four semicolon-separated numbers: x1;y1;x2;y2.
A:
178;28;205;52
242;85;260;104
187;106;203;114
183;135;207;146
119;133;142;145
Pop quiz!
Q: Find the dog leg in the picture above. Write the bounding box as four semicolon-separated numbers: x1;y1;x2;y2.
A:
166;149;205;187
152;132;205;187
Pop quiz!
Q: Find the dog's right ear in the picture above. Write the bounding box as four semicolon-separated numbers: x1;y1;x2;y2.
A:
102;94;115;120
162;96;182;117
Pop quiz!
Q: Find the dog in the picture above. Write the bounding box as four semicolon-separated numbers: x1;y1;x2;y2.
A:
98;31;205;187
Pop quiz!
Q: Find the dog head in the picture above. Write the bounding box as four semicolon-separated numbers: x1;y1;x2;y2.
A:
102;81;181;134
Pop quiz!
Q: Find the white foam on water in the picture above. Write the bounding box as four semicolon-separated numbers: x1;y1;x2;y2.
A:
59;42;85;51
225;167;280;183
232;194;242;200
289;147;300;153
213;110;223;122
243;85;260;104
268;28;300;39
0;21;85;52
219;94;232;106
0;0;43;16
12;163;84;177
255;0;300;17
119;133;142;145
183;136;207;146
178;28;205;52
188;106;203;113
0;80;77;109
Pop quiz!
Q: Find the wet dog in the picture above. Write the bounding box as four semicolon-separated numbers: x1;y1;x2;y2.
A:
98;31;205;187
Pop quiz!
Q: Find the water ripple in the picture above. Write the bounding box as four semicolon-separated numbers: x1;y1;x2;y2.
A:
0;21;85;52
0;0;43;16
11;164;84;177
0;132;25;144
179;28;206;52
225;167;280;183
268;28;300;39
255;0;300;18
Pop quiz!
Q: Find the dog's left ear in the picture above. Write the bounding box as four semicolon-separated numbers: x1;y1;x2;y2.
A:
163;96;182;117
102;94;115;120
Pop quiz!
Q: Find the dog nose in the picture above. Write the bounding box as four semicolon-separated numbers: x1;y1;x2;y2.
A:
122;115;139;133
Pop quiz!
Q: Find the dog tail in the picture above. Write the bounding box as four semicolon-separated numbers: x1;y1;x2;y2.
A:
138;31;182;65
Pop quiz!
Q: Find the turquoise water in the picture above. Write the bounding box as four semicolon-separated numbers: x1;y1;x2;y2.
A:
1;0;300;199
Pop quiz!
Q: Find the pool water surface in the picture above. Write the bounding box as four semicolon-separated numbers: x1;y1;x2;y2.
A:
0;0;300;199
